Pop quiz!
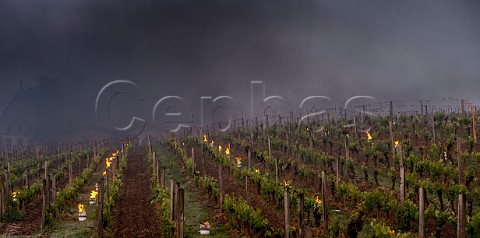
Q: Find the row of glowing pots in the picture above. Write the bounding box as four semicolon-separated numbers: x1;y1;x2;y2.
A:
78;150;120;221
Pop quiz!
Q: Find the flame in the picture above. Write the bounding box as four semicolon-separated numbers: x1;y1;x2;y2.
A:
255;169;260;173
211;140;215;146
366;131;372;140
225;147;230;155
204;134;208;142
12;191;17;198
394;140;400;148
218;145;222;152
202;220;209;226
236;157;242;164
103;171;107;176
106;158;111;168
315;196;323;204
284;181;290;187
90;190;98;199
389;229;395;234
306;128;310;131
78;203;86;213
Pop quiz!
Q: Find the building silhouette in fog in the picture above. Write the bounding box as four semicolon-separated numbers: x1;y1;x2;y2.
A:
0;78;124;148
0;78;65;148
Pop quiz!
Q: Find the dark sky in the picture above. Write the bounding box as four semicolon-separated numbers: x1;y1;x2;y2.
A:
1;0;480;131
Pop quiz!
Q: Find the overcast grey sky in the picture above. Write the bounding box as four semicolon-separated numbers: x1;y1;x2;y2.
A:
1;0;480;130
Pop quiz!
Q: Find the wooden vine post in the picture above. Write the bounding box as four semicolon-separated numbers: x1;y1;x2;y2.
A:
473;105;477;143
6;163;10;205
94;147;97;163
112;155;116;183
457;139;466;238
148;134;153;155
227;143;232;167
284;185;290;238
105;169;110;200
69;163;73;185
0;175;5;217
298;192;305;238
161;168;166;188
191;147;195;176
248;147;252;170
156;161;160;186
219;164;224;210
245;175;250;204
78;153;82;175
46;173;50;208
420;100;424;116
398;143;405;206
175;188;184;238
344;134;349;160
41;178;47;230
97;178;104;238
169;180;175;222
269;137;279;184
322;171;328;231
25;167;29;189
335;155;340;189
36;146;40;178
202;155;206;177
51;174;56;205
432;113;436;144
389;101;395;158
419;187;425;238
153;151;156;178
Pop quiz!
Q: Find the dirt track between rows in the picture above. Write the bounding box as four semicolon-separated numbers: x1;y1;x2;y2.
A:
114;147;161;238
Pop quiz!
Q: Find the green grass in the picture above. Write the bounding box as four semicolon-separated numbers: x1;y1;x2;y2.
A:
48;220;94;238
157;147;230;237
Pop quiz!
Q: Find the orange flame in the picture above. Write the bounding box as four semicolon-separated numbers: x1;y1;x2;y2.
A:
12;191;17;198
218;145;222;152
236;157;242;164
366;131;372;140
203;134;208;142
284;181;290;187
389;229;395;234
90;190;98;199
78;203;86;213
315;196;323;204
202;220;209;226
225;147;230;155
106;158;111;168
394;140;400;148
255;169;260;173
103;171;107;176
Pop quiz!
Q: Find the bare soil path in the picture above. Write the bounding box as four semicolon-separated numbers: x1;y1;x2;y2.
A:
113;146;161;238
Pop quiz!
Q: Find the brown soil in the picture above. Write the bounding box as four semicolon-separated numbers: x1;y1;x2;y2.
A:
0;196;44;236
113;146;161;238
